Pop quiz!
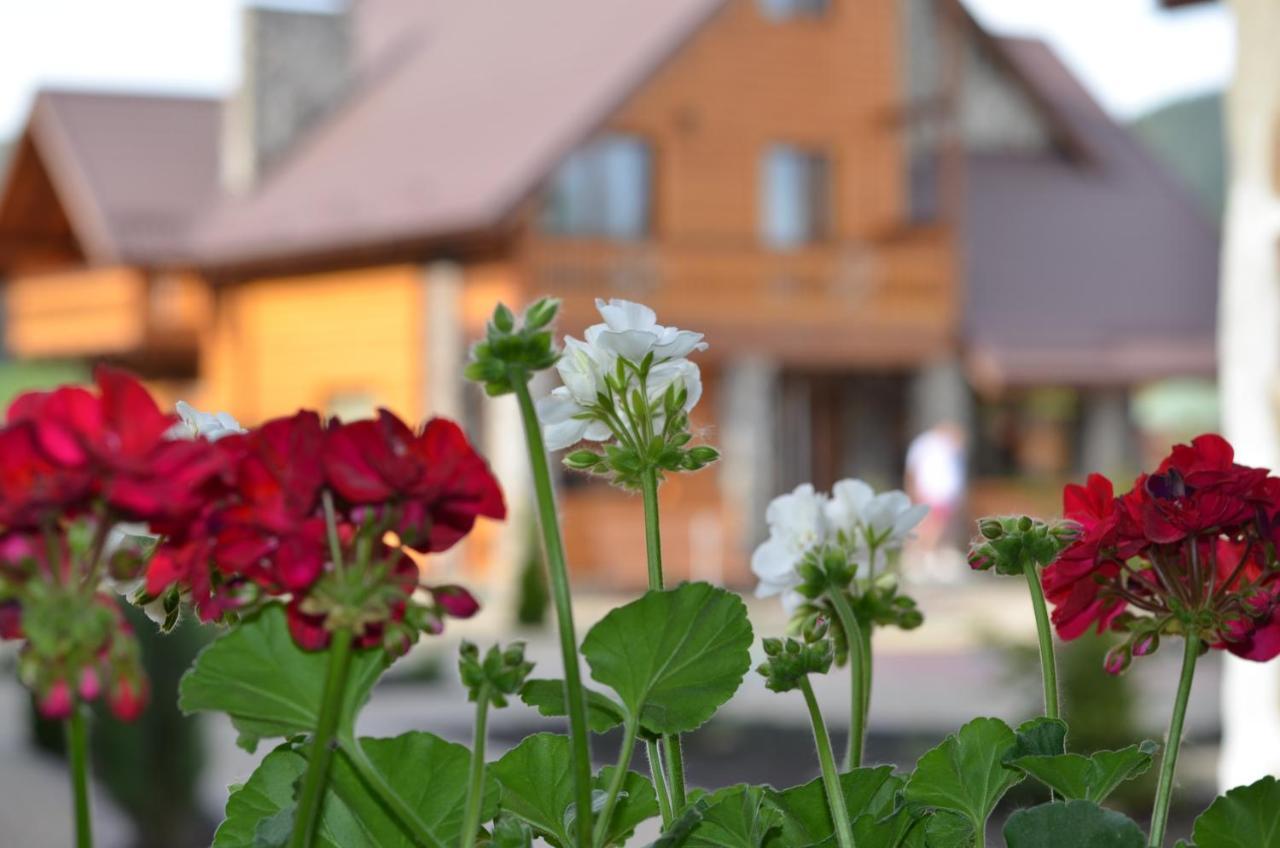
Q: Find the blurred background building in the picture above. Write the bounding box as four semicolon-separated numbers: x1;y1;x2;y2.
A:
0;0;1221;588
0;1;1245;845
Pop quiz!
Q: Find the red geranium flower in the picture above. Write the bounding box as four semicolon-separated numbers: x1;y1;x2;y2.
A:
1043;434;1280;670
324;412;506;551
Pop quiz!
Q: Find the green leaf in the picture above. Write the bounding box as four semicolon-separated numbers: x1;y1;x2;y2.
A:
767;766;901;848
1192;775;1280;847
851;804;927;848
490;816;534;847
329;732;500;848
1008;717;1067;759
646;801;710;848
519;678;627;733
179;606;386;752
212;747;366;848
666;784;782;847
904;717;1022;836
213;733;495;848
581;582;753;735
491;733;657;847
1003;801;1146;847
1008;741;1158;804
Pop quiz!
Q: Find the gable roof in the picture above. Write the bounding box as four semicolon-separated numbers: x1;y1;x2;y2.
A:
963;37;1220;388
0;90;220;267
188;0;727;270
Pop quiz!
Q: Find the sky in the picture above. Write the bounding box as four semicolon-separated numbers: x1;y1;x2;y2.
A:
0;0;1236;140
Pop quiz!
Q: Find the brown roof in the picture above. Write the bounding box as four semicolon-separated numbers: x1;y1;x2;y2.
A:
963;38;1219;387
0;90;221;264
187;0;727;269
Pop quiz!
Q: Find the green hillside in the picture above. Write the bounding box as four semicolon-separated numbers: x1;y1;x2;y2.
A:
1131;91;1226;224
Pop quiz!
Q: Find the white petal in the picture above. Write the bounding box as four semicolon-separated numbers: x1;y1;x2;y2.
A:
653;329;708;360
593;328;661;361
826;479;875;533
751;536;801;583
596;298;657;332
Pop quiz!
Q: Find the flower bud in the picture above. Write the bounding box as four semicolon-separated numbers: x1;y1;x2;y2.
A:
77;666;102;702
802;614;830;643
978;519;1004;540
459;640;480;662
1017;515;1034;533
493;303;516;333
39;680;73;720
433;586;481;619
1132;631;1160;657
564;450;602;471
1103;643;1132;675
762;637;783;657
109;676;148;722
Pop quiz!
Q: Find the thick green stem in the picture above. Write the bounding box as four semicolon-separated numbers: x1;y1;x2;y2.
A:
338;735;432;848
799;678;855;848
1148;634;1200;848
594;720;640;846
1023;559;1059;720
512;378;595;848
826;589;867;769
647;738;674;827
639;467;689;812
289;629;355;848
460;688;490;848
67;705;93;848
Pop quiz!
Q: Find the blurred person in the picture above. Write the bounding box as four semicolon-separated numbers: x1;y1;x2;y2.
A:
904;421;967;581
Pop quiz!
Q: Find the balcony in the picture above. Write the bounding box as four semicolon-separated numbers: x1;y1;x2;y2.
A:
519;226;957;366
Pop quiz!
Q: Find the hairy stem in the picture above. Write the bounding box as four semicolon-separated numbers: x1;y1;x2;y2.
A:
799;678;855;848
647;738;674;827
1022;558;1059;720
512;378;595;848
459;686;491;848
289;628;355;848
639;467;688;811
826;589;868;769
594;719;640;846
1148;633;1200;848
67;705;93;848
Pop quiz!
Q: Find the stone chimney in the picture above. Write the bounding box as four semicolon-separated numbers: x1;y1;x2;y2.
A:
221;3;351;192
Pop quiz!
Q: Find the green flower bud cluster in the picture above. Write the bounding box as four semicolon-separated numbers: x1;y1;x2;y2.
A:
464;299;561;395
757;635;834;693
967;514;1082;577
458;641;535;707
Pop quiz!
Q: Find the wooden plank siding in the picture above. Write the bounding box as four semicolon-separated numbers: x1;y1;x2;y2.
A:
515;0;957;366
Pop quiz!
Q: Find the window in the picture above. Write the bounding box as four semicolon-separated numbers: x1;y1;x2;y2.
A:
759;0;828;20
760;145;831;248
541;134;652;239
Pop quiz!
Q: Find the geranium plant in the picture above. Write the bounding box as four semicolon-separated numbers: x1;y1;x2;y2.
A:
4;298;1280;848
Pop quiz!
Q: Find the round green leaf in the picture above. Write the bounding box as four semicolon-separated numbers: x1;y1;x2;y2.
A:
519;678;628;733
768;766;901;848
905;717;1022;834
581;582;753;735
179;605;386;752
1009;741;1158;804
1192;775;1280;848
1004;800;1146;847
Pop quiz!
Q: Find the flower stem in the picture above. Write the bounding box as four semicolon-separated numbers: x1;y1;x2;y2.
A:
594;719;639;846
66;705;93;848
639;466;688;811
1148;633;1200;848
647;738;674;827
826;589;867;769
511;378;595;848
799;678;855;848
460;687;491;848
289;628;355;848
1022;559;1059;720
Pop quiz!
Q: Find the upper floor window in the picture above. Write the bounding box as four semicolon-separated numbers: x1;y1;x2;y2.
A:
759;0;828;20
541;134;652;239
760;144;831;248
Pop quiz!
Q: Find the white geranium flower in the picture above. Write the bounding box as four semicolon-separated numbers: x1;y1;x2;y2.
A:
537;298;706;452
586;298;707;361
168;401;245;441
752;484;829;609
825;478;928;555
